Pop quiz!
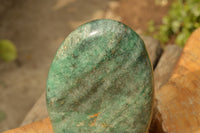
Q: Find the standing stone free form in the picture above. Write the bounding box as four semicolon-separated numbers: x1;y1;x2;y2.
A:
46;19;154;133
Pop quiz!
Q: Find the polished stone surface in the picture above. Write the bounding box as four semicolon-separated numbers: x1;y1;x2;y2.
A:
46;19;154;133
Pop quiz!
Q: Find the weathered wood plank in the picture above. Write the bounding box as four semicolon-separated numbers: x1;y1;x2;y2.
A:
21;36;163;126
154;45;182;91
156;28;200;133
141;36;163;68
3;118;53;133
149;45;182;133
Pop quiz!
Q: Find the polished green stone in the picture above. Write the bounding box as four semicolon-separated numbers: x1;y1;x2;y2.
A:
46;19;154;133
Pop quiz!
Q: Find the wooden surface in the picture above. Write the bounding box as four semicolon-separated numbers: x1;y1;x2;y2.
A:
149;45;182;133
156;28;200;133
3;118;53;133
141;36;163;68
154;45;182;91
21;36;163;126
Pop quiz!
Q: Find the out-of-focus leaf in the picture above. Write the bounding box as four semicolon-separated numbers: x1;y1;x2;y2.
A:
162;16;170;25
0;40;17;62
191;6;200;17
0;110;6;122
175;30;190;46
171;21;181;33
194;22;200;28
147;20;156;33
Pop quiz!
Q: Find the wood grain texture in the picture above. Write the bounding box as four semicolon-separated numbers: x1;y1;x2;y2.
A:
141;36;163;68
3;118;53;133
21;36;163;126
149;45;182;133
156;28;200;133
154;45;182;91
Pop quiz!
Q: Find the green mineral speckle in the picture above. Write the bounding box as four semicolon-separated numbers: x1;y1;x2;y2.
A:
46;19;154;133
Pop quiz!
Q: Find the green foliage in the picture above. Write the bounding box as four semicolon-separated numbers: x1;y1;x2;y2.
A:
148;0;200;46
0;39;17;62
0;110;6;122
147;20;156;33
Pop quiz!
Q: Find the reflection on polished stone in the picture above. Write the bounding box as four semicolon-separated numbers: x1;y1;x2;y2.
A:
46;19;154;133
